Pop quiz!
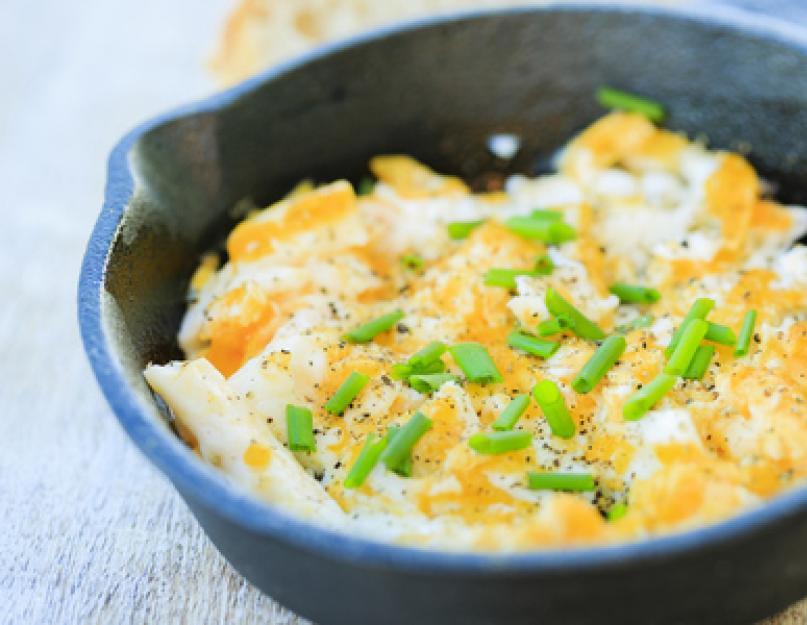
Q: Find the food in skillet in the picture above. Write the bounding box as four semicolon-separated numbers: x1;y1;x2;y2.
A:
145;91;807;550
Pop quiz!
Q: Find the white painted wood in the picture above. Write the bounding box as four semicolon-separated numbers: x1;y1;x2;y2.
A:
0;1;802;623
0;1;306;623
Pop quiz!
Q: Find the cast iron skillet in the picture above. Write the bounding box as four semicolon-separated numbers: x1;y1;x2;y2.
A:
79;4;807;624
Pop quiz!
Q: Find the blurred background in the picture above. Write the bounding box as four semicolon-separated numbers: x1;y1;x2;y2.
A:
1;1;806;623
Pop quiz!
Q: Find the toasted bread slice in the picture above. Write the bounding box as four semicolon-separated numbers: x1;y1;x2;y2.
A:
211;0;681;85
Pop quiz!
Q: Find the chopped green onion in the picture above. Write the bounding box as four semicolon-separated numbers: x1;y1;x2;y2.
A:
537;317;565;336
409;361;446;378
468;431;532;455
623;373;677;421
609;283;661;305
391;359;445;385
380;412;432;472
400;254;424;271
682;344;715;380
534;253;554;275
449;343;503;384
529;209;563;221
572;335;627;394
735;310;758;357
615;313;654;334
382;426;414;477
408;341;447;369
286;404;316;452
447;220;484;240
394;454;413;477
505;216;577;244
532;379;575;439
607;502;628;522
381;426;403;475
664;318;709;375
324;372;370;414
343;309;404;343
409;373;458;393
484;268;537;290
390;363;412;380
596;86;666;123
527;471;595;492
357;176;375;196
704;322;737;346
492;394;531;431
344;433;387;488
507;331;560;359
664;298;714;357
546;288;606;340
392;359;445;379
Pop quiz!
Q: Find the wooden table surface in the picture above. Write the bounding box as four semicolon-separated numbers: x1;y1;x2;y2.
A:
2;1;806;623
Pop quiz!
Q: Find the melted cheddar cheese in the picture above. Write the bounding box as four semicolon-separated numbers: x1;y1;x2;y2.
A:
145;113;807;551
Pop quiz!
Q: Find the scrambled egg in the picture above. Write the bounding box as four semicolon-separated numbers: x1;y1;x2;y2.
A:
145;113;807;551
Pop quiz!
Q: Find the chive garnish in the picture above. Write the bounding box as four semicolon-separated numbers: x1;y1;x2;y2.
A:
391;359;445;381
383;426;414;477
484;268;538;290
623;373;677;421
664;319;709;376
682;344;715;380
408;341;447;369
664;298;714;357
448;343;503;384
380;412;432;472
735;310;758;357
394;454;413;477
468;431;533;455
533;380;575;439
607;502;628;522
447;220;484;240
344;433;387;489
615;313;654;334
391;342;447;388
507;331;560;359
609;283;661;305
572;335;627;394
527;471;595;492
545;288;606;340
537;317;565;337
357;176;375;196
390;363;413;380
492;394;531;431
596;86;666;123
401;254;424;271
409;373;458;393
286;404;316;452
344;309;404;343
529;209;563;221
534;253;554;275
324;372;370;415
704;322;737;346
505;216;577;244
